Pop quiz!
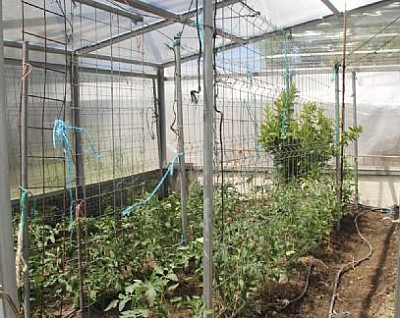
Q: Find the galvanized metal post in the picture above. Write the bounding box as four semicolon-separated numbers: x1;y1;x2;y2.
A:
338;12;347;229
156;68;167;197
0;0;20;315
352;71;359;208
174;35;189;244
71;54;86;316
396;198;400;318
203;0;214;316
71;54;86;209
396;216;400;318
334;63;341;231
21;41;31;318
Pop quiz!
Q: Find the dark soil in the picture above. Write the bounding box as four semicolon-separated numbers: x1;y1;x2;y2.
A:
260;208;398;318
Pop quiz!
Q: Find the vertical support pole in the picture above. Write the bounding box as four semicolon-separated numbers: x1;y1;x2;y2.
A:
75;201;85;317
156;68;167;197
352;71;359;208
0;0;20;315
71;54;86;210
339;12;347;228
21;41;31;318
396;185;400;318
334;63;341;231
203;0;214;316
71;54;85;316
174;35;188;244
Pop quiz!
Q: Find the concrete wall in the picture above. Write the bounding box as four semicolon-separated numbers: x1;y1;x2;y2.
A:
358;169;400;208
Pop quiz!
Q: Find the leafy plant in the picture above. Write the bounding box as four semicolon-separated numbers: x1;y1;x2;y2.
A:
259;84;335;183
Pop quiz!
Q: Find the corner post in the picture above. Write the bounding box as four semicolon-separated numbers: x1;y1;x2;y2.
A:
203;0;214;316
0;0;20;315
173;34;188;244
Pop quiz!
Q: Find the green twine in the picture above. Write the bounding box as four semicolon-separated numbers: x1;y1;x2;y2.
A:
19;188;29;226
173;36;181;47
280;29;291;139
19;187;37;223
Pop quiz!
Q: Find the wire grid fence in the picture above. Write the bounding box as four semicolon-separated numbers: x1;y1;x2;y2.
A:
208;3;342;193
10;0;162;316
6;0;360;317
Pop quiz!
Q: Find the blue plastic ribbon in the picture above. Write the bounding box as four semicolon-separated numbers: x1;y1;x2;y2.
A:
122;152;184;216
52;119;100;229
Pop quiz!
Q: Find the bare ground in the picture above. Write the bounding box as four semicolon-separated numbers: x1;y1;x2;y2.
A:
261;208;398;318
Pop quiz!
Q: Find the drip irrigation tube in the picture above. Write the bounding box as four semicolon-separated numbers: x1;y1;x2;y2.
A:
0;289;20;317
266;261;314;309
327;210;374;318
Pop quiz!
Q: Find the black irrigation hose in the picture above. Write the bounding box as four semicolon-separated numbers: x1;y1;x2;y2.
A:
327;210;374;318
0;289;20;317
266;261;314;309
356;202;398;214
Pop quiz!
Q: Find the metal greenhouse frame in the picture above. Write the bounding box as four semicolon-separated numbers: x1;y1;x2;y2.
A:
1;0;400;317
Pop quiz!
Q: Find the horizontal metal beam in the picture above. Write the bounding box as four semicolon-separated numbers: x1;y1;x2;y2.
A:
5;57;157;78
76;19;170;55
76;0;243;55
80;52;161;68
112;0;180;22
73;0;143;23
4;40;161;68
4;39;71;55
320;0;341;15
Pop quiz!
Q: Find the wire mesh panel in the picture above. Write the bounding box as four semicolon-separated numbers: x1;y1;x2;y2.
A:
9;0;163;316
77;70;159;215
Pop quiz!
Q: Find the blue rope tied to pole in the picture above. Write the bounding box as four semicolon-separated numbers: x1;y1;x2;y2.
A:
52;119;100;229
122;152;184;216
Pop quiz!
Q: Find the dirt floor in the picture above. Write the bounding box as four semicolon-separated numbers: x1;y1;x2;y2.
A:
262;208;398;318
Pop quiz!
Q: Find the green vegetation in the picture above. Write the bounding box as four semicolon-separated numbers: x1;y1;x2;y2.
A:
259;84;336;183
21;86;361;317
24;175;340;317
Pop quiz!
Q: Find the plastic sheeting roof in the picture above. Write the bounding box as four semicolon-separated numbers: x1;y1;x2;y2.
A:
2;0;400;71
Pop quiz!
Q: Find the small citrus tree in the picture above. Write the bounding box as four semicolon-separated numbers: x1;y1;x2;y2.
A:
259;84;335;183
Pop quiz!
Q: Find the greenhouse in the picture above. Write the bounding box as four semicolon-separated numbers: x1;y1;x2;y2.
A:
1;0;400;317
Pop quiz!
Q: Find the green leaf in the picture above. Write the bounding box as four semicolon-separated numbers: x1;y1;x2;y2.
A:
145;285;157;307
125;284;136;294
89;289;97;301
166;273;178;282
170;296;182;303
119;296;130;311
167;283;179;291
285;250;295;256
105;299;118;311
121;309;150;317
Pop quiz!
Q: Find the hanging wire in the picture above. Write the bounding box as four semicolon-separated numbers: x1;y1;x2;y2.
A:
168;42;179;137
213;1;226;242
190;0;202;104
